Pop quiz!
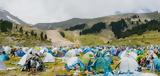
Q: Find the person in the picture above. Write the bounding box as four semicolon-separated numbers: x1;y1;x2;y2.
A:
30;57;37;75
25;58;31;72
11;48;16;57
150;55;155;71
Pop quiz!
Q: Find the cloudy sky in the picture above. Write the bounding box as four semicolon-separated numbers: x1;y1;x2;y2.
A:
0;0;160;24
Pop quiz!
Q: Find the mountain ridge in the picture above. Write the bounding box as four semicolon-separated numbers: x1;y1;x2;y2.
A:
0;9;27;25
34;11;160;30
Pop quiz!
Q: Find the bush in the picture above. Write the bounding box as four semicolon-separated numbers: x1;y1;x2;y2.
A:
59;31;65;37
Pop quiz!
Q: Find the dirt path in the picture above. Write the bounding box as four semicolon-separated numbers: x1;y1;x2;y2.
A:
46;30;74;47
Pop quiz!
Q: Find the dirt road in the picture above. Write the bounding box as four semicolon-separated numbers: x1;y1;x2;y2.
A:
46;30;74;47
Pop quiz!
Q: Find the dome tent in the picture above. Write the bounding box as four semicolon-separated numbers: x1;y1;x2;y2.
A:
153;58;160;71
3;46;11;54
43;52;55;63
18;53;32;66
15;49;25;57
65;57;85;71
92;57;112;74
119;57;138;73
17;48;36;66
80;52;94;65
65;49;80;58
0;53;9;62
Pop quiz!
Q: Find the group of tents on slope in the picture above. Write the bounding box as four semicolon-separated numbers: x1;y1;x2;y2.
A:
0;45;160;76
0;46;55;72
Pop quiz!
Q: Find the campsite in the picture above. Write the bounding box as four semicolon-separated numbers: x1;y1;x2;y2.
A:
0;45;159;76
0;0;160;76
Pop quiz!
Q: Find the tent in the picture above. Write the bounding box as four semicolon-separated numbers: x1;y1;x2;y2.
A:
136;49;144;55
119;57;138;73
119;50;137;59
65;49;80;57
39;47;48;54
65;57;85;71
0;54;9;62
92;57;112;73
18;53;32;66
3;46;11;54
15;50;25;57
153;58;160;71
0;62;7;70
43;53;55;63
80;52;94;65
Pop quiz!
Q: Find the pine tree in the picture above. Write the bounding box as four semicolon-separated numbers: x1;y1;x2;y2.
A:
34;32;37;37
31;30;34;36
25;31;29;36
19;27;23;33
40;32;44;40
44;34;48;40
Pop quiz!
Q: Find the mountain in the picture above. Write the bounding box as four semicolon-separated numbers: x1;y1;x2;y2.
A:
34;11;160;30
0;20;51;46
34;11;160;46
0;9;27;24
0;9;51;46
35;18;90;30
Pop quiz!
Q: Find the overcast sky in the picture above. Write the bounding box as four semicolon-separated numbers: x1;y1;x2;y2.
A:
0;0;160;24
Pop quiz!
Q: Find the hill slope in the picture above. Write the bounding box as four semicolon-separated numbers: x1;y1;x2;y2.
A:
34;11;160;46
0;20;51;46
0;9;27;24
46;30;74;47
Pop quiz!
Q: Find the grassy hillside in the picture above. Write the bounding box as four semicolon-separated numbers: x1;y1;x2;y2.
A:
109;31;160;46
62;30;160;46
61;31;108;46
0;20;51;46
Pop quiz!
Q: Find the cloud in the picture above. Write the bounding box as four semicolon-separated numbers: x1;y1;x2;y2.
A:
0;0;160;24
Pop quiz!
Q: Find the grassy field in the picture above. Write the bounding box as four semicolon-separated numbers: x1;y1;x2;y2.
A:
63;31;107;46
63;31;160;46
0;32;51;47
109;31;160;46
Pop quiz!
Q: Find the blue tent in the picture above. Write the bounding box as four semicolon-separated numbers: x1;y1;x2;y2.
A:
15;50;25;57
153;58;160;71
136;49;144;55
0;54;9;62
92;57;112;74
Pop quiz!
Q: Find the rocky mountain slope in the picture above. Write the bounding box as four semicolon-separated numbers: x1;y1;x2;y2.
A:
0;9;26;24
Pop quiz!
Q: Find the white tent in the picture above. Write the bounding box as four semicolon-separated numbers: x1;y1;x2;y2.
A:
43;53;55;63
0;62;7;70
119;57;138;73
65;49;80;58
18;53;32;66
66;57;79;67
3;46;11;54
39;47;48;54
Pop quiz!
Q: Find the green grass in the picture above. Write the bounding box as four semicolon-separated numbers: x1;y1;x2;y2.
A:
109;31;160;46
0;32;51;47
79;34;106;46
64;31;106;46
